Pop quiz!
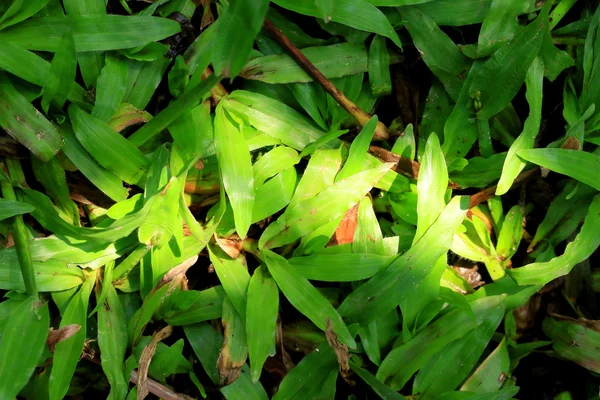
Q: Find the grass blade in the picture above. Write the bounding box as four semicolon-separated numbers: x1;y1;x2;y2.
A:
468;11;546;120
63;0;106;88
264;250;356;349
0;297;49;399
241;43;370;84
273;0;402;48
259;162;392;249
517;148;600;190
401;6;471;101
246;266;279;383
213;0;270;77
496;57;544;195
0;198;34;221
338;196;469;325
31;156;80;225
69;104;149;185
368;35;392;96
214;102;255;239
58;123;128;202
92;54;128;121
510;195;600;285
223;90;329;150
208;245;250;319
49;273;96;400
41;33;77;113
0;74;63;161
98;281;129;400
127;74;220;147
0;15;181;51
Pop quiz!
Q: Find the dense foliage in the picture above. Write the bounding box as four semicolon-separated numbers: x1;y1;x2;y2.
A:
0;0;599;399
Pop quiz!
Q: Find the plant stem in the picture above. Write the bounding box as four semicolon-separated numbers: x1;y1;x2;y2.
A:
0;161;38;298
263;19;390;141
549;0;578;30
468;167;539;209
552;37;585;46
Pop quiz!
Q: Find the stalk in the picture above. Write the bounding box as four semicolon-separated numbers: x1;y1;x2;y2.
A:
0;161;38;298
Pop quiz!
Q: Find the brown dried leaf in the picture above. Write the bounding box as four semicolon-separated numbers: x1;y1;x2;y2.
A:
452;265;484;289
329;203;359;246
214;233;243;259
137;325;174;400
325;320;352;384
46;324;82;353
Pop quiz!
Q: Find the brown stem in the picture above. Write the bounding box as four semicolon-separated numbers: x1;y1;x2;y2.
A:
369;145;420;179
263;19;389;141
468;167;539;209
130;370;194;400
202;66;229;104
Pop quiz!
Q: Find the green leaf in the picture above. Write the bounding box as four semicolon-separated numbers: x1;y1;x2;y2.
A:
496;57;544;195
289;253;391;281
163;287;225;326
22;187;153;243
218;297;248;385
222;90;330;150
337;116;378;181
273;0;402;48
253;146;299;186
401;6;471;101
57;123;128;202
264;250;356;349
368;35;392;96
0;42;86;103
208;245;250;319
213;0;270;77
125;57;171;111
469;11;546;120
376;295;505;390
353;196;385;255
0;15;181;51
184;323;223;385
170;102;214;160
289;148;343;208
542;316;600;374
404;0;495;26
510;195;600;285
252;167;298;223
214;103;255;239
41;32;77;113
259;162;392;249
496;205;523;261
92;54;128;122
98;281;129;400
338;196;469;325
414;133;448;243
0;74;63;161
242;43;370;84
580;7;600;115
0;198;34;221
461;338;510;393
350;361;406;399
49;273;96;400
476;0;529;57
0;0;49;30
246;266;279;383
413;297;506;397
128;74;220;148
31;156;80;226
62;0;106;88
69;104;149;185
517;148;600;190
138;176;184;248
272;342;338;400
0;297;49;399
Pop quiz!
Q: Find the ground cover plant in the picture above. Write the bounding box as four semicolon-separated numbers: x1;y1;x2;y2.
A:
0;0;599;399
